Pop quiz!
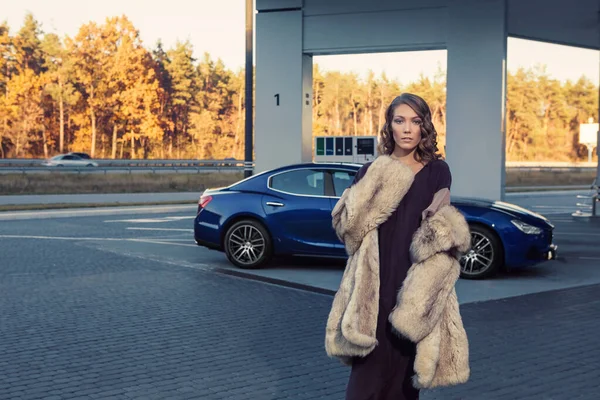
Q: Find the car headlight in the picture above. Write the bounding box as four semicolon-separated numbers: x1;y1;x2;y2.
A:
511;220;542;235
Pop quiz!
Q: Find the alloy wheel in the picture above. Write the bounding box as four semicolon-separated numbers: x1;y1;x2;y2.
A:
227;224;266;266
460;231;495;277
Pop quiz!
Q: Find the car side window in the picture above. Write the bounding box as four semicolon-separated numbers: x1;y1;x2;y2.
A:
270;169;325;196
332;170;356;197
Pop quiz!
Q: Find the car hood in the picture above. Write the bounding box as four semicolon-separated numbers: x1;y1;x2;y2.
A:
452;196;554;229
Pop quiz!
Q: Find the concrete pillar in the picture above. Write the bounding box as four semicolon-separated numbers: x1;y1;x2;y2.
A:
255;6;313;174
445;0;507;200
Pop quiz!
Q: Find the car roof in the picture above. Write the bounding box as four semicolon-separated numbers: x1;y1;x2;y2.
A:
270;162;363;172
225;162;363;190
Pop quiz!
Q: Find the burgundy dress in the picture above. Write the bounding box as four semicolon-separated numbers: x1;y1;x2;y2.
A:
345;158;452;400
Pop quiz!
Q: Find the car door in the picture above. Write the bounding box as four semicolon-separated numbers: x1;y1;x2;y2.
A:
262;168;334;255
61;154;78;166
76;156;87;166
328;169;358;256
70;155;86;166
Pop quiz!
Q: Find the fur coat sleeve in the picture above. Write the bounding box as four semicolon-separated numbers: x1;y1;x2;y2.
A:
389;204;471;388
325;156;472;389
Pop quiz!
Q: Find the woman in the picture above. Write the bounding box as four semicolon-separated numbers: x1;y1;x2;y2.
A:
325;93;472;400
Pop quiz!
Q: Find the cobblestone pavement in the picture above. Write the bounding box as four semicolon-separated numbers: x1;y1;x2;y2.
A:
1;232;600;399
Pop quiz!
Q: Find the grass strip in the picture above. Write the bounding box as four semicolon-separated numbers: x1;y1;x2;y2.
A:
0;171;243;195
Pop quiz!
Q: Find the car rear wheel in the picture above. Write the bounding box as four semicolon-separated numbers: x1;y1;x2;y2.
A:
224;219;272;269
460;224;502;279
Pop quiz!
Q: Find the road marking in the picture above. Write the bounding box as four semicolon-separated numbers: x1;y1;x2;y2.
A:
533;212;574;215
1;205;195;218
530;206;576;209
129;239;198;247
0;234;197;247
126;227;194;232
106;218;172;223
138;238;194;242
104;216;195;223
0;235;124;241
554;232;600;236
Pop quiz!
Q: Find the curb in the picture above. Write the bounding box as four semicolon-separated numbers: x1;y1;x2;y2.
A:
214;267;337;297
0;204;198;221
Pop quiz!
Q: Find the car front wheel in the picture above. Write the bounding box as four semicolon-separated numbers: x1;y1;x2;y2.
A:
459;224;502;279
224;219;272;269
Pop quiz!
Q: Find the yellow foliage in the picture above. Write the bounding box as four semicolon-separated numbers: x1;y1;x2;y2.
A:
0;13;597;163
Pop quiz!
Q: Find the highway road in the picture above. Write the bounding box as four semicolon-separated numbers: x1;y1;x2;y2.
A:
1;205;598;302
0;206;599;399
0;189;594;216
0;192;200;206
0;167;243;174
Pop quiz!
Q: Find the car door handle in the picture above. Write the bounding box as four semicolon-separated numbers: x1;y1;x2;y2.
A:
266;201;284;207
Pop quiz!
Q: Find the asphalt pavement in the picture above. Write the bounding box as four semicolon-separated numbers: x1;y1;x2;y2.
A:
1;207;600;399
0;192;200;206
0;189;594;218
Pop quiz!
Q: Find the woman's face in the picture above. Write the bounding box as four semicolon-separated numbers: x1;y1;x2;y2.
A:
391;103;422;153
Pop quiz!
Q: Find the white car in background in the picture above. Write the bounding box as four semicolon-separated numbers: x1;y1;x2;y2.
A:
42;154;99;167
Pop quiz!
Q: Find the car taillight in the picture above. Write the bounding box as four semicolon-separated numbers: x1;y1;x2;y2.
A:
198;195;213;213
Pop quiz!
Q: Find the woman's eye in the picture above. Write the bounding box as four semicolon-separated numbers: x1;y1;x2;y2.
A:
394;119;403;124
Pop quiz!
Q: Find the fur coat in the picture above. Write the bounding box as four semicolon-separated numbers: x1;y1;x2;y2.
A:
324;155;472;389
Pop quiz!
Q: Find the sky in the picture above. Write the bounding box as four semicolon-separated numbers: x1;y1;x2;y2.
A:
1;0;598;85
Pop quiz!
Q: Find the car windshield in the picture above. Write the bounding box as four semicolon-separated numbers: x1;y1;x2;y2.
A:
50;155;62;160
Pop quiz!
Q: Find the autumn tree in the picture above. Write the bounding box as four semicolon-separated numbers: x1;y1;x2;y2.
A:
12;13;44;75
68;21;108;158
100;16;162;159
4;70;45;157
151;40;174;158
166;40;198;158
41;33;78;153
564;77;598;160
1;13;46;158
1;12;597;163
192;53;239;159
0;22;12;158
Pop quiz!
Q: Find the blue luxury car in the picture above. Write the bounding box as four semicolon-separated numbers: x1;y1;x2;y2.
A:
194;162;557;279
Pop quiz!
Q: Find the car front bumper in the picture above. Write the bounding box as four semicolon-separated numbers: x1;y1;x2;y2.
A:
547;244;558;260
526;242;557;262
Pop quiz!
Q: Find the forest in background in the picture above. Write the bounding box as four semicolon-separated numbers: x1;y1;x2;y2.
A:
1;13;598;161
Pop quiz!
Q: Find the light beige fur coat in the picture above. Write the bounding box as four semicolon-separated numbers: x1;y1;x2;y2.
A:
325;155;472;389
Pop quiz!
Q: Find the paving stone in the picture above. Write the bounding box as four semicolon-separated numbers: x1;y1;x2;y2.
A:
1;238;600;399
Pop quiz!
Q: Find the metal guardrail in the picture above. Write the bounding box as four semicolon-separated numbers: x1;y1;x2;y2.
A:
0;158;596;169
573;179;599;218
505;185;592;192
505;161;597;167
508;166;597;172
0;158;247;167
0;159;253;174
0;167;246;174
